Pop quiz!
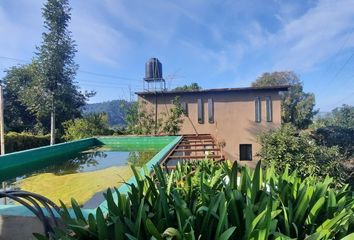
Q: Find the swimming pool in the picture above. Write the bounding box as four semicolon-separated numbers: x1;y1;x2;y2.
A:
0;136;181;216
0;145;159;206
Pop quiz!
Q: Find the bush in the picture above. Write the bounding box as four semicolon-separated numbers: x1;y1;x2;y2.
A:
36;161;354;239
258;124;345;183
4;131;50;153
63;113;113;141
314;126;354;158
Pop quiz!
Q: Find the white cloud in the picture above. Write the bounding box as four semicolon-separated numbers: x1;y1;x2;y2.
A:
71;11;131;67
178;39;244;73
102;0;179;45
270;0;354;70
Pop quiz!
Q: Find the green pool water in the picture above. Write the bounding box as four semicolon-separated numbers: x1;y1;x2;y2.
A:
0;145;159;206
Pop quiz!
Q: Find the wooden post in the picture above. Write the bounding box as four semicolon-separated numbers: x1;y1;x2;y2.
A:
0;85;5;155
0;85;6;204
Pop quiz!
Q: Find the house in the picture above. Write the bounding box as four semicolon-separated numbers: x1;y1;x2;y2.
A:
136;85;289;166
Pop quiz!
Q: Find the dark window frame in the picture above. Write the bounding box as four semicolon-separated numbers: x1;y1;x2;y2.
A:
255;97;261;123
208;98;214;123
240;144;252;161
197;98;204;124
266;96;272;122
181;102;188;116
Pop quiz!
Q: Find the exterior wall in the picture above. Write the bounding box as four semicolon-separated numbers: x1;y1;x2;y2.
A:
138;90;283;167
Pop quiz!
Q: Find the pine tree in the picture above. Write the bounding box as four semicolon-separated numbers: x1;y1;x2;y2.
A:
22;0;92;143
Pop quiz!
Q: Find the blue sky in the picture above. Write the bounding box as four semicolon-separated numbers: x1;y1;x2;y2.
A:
0;0;353;111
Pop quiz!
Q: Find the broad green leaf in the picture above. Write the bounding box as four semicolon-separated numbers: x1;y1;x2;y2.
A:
218;227;236;240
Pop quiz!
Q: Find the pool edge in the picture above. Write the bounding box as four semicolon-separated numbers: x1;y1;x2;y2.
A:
0;135;182;217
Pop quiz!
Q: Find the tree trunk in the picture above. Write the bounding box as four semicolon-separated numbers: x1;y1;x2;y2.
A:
50;102;55;145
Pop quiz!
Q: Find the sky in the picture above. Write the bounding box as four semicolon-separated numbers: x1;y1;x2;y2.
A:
0;0;353;112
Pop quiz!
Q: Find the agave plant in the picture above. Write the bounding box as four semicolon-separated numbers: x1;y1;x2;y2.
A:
35;161;354;240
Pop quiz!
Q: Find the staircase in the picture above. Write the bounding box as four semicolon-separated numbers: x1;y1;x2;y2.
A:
160;134;225;170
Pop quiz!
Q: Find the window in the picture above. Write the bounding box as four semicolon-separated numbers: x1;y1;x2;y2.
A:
266;96;272;122
181;102;188;116
255;97;261;122
240;144;252;161
197;98;204;124
208;98;214;123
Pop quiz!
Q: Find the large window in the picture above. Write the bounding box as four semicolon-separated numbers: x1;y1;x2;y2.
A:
266;96;272;122
255;97;261;122
208;98;214;123
240;144;252;161
197;98;204;124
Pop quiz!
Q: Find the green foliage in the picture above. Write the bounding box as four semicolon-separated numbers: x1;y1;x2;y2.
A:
313;105;354;158
83;100;132;127
1;64;38;132
161;97;184;135
4;132;50;153
258;124;344;182
23;0;92;134
1;0;93;135
125;98;184;135
174;82;202;91
315;104;354;129
252;71;318;129
125;101;162;135
314;126;354;158
38;161;354;239
311;104;354;186
63;113;113;141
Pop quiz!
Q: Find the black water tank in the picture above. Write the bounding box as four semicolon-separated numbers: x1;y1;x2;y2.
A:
145;58;163;80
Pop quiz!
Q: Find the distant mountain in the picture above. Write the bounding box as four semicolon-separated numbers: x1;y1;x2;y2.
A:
83;100;133;127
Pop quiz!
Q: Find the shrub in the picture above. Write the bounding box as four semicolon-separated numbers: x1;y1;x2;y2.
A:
36;161;354;239
63;113;113;141
4;131;50;153
258;124;344;183
314;125;354;159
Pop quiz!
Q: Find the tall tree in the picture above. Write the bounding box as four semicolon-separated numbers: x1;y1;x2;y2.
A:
252;71;317;129
21;0;91;143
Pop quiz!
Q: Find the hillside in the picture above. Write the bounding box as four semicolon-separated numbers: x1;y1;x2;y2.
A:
83;100;133;127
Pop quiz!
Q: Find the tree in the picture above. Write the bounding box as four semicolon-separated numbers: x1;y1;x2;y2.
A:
125;98;184;135
258;124;344;182
252;71;317;129
174;82;202;91
63;113;112;141
314;104;354;129
21;0;92;144
313;104;354;158
124;101;163;135
0;64;38;132
162;97;184;135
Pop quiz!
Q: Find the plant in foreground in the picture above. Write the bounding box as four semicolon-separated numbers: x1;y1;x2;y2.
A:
35;161;354;240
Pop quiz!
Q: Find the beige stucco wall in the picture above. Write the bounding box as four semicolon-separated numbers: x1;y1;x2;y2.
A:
138;90;283;167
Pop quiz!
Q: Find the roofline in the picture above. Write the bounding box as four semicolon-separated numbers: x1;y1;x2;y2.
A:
135;85;290;96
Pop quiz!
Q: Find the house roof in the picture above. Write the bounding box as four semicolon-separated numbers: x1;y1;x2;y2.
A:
135;85;290;96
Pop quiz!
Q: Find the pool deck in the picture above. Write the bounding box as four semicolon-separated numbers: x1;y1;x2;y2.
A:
0;135;182;239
